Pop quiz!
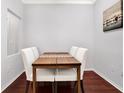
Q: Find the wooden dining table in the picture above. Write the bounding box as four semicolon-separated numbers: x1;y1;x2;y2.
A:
32;52;81;93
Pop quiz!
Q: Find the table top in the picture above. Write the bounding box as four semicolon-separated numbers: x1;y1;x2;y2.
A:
32;52;81;67
32;58;56;66
57;57;80;65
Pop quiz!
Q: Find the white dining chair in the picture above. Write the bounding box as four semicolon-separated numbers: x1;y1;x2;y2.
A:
55;47;88;92
21;48;55;93
69;46;79;57
75;48;88;80
31;47;40;60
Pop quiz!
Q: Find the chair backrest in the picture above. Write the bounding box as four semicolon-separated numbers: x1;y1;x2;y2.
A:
69;46;79;57
21;48;35;80
75;47;88;78
32;47;39;60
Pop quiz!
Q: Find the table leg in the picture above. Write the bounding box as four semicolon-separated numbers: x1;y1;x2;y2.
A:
33;67;36;93
52;82;55;93
77;66;80;93
55;81;57;93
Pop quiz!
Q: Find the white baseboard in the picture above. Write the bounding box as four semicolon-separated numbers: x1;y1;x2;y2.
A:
1;70;24;92
84;68;94;71
93;69;123;92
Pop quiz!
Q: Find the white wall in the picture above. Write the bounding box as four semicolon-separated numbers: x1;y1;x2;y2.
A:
2;0;122;92
1;0;24;91
23;4;94;69
94;0;123;90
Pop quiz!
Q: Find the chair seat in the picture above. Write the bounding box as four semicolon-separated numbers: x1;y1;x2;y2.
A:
28;69;55;82
55;68;82;81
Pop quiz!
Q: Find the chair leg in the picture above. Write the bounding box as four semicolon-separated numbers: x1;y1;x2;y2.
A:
25;81;30;93
81;80;84;93
74;81;77;93
52;82;55;93
31;82;33;88
55;82;57;93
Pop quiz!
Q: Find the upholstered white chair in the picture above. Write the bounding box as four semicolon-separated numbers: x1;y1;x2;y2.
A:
21;48;55;93
31;47;40;60
75;48;88;79
69;46;79;57
55;47;88;92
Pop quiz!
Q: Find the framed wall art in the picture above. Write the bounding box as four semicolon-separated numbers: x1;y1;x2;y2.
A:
103;0;123;32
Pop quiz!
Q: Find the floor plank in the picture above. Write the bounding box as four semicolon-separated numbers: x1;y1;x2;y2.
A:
2;71;122;93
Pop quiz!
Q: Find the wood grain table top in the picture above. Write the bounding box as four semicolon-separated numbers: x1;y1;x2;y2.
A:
32;58;56;66
57;57;81;65
32;53;81;66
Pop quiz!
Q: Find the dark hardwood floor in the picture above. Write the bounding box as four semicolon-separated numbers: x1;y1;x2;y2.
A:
2;71;122;93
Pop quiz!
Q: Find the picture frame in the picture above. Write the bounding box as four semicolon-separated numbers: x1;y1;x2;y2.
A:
103;0;123;32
